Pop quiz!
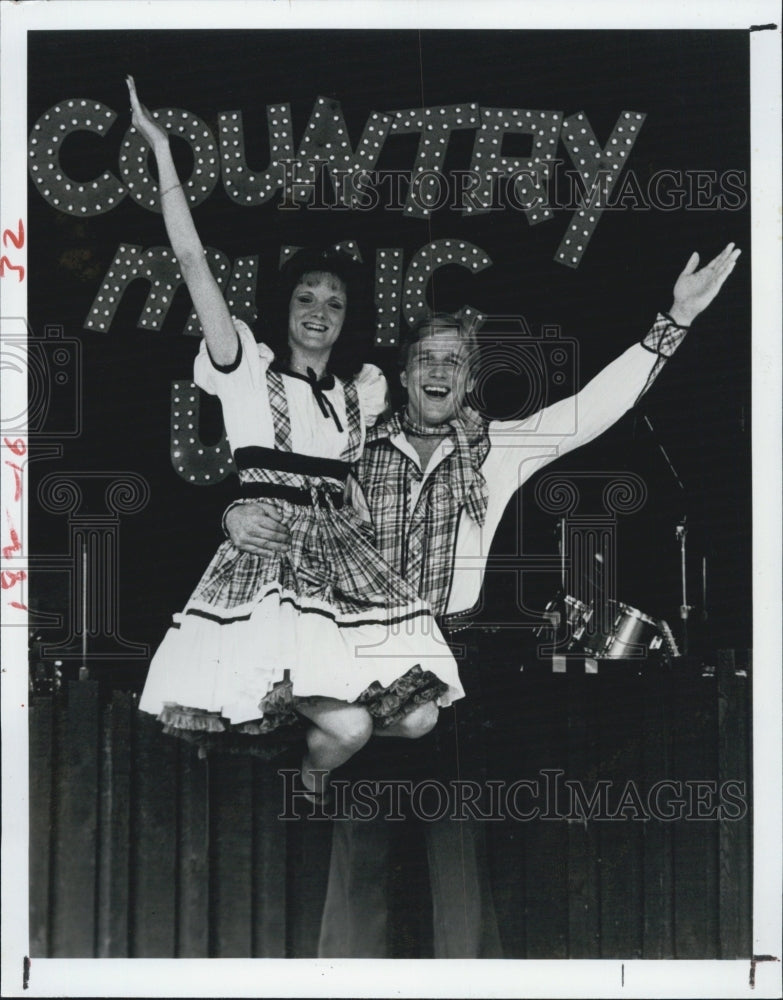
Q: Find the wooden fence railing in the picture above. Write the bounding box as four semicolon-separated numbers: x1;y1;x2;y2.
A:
28;649;751;959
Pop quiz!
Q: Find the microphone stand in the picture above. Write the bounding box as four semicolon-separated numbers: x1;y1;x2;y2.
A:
675;518;691;656
642;414;700;657
702;556;708;623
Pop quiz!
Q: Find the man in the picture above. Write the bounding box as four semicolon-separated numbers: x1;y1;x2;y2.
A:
225;243;740;957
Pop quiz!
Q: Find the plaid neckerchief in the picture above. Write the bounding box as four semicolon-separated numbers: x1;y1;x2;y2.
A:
447;416;490;529
357;409;490;614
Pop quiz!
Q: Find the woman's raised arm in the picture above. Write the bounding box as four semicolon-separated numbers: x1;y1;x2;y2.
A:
126;76;238;366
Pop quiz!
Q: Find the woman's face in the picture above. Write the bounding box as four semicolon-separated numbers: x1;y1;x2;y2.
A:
287;271;347;358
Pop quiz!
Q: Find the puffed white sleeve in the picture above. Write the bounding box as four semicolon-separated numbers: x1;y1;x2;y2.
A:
192;317;276;451
193;317;272;395
354;363;391;428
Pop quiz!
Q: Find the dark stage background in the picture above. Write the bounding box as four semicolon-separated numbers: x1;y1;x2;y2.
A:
25;27;753;963
27;29;751;665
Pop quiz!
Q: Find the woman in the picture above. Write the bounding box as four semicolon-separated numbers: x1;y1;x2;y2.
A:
128;77;464;802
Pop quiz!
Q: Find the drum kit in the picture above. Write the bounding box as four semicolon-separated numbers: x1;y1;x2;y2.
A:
535;415;715;665
537;592;680;661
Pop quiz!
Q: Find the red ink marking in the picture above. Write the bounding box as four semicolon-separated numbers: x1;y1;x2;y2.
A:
0;256;25;282
3;438;26;457
3;521;22;560
10;601;28;611
2;220;24;250
1;569;27;589
5;462;23;502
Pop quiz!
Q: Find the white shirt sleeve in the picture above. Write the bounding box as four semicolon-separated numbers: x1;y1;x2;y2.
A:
447;321;688;615
488;341;662;460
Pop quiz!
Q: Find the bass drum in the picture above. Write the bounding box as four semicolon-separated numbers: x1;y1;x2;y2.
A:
585;603;664;659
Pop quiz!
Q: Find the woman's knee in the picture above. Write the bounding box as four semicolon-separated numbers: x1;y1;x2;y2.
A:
333;707;373;752
397;700;439;739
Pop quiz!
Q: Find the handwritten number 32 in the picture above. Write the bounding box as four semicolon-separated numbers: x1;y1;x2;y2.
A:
0;220;25;281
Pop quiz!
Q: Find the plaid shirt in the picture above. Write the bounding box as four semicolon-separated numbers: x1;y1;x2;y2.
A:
354;412;490;616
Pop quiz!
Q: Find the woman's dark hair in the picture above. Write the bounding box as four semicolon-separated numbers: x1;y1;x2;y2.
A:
260;247;371;380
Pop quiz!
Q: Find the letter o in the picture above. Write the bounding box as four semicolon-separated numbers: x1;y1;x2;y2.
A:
120;108;220;213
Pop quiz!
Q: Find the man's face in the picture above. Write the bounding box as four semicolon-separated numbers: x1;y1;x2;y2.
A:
401;327;474;427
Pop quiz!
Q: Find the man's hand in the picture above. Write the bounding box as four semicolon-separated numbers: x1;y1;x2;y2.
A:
225;502;291;556
668;242;741;327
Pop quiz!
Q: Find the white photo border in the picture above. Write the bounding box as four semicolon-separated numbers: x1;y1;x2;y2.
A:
1;2;780;997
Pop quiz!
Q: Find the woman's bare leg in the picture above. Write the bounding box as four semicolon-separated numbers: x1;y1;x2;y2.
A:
297;697;374;796
374;700;439;739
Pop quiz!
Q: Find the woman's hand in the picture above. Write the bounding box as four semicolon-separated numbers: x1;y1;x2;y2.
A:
126;75;169;152
668;242;741;327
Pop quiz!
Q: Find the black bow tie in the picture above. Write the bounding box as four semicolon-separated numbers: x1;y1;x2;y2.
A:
276;364;343;433
304;366;336;394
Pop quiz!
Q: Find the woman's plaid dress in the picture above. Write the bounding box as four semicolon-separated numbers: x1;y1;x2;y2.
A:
139;320;464;752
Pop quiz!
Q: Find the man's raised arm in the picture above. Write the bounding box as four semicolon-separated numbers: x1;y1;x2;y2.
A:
490;243;740;459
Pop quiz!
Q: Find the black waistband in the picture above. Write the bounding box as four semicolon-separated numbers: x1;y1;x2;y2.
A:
240;482;345;509
234;445;351;481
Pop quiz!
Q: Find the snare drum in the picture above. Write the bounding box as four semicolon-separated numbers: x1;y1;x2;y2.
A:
587;603;664;659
